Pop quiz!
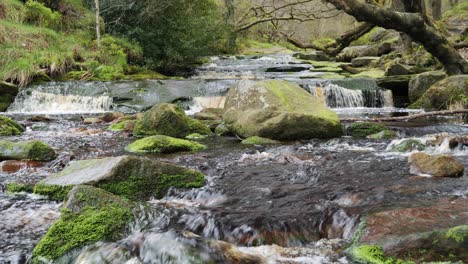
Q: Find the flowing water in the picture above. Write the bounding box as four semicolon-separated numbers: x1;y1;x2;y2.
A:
1;54;467;263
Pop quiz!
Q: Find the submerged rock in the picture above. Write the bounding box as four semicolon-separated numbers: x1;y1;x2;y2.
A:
126;135;206;154
366;130;397;140
223;80;342;140
347;122;389;138
409;152;464;177
241;136;280;145
34;156;205;200
410;75;468;111
133;103;211;138
32;185;133;263
358;198;468;262
83;118;102;125
408;71;447;103
0;116;24;136
390;139;426;152
0;140;56;161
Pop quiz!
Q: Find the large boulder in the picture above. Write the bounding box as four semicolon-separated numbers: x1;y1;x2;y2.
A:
126;135;206;154
223;80;342;140
408;71;447;102
337;43;393;62
0;81;18;112
133;103;211;138
0;140;56;161
0;116;24;136
34;156;205;201
32;185;133;263
410;75;468;111
409;152;464;177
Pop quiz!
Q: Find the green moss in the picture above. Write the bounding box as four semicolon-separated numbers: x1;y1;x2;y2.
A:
0;116;24;135
367;130;397;140
350;245;415;264
6;182;34;193
32;205;132;263
33;184;73;201
126;135;206;154
348;122;389;138
108;120;134;131
97;173;205;201
241;136;279;145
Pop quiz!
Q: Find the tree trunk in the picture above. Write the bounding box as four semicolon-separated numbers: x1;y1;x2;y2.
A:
325;0;468;75
224;0;237;53
431;0;442;20
95;0;101;48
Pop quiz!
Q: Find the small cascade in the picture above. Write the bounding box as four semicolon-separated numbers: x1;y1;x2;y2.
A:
186;96;226;115
308;84;393;108
8;91;113;114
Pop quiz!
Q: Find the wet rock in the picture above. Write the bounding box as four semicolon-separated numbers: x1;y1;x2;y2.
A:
390;139;426;152
126;135;206;154
83;118;102;125
408;71;447;103
34;156;205;200
133;103;211;138
0;140;56;162
337;43;393;62
385;62;415;76
410;75;468;111
32;185;133;263
358;198;468;262
0;81;18;112
427;134;468;149
27;116;53;122
193;108;224;121
99;112;124;123
241;136;280;145
347;122;389;138
108;120;136;132
294;51;330;61
409;152;464;177
351;56;380;67
223;80;342;140
0;116;24;136
265;66;311;72
366;130;397;140
215;123;231;136
186;133;208;140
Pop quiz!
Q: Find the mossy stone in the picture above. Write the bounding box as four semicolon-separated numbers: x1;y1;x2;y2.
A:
0;140;56;161
5;182;34;193
241;136;280;145
126;135;206;154
348;122;389;138
133;103;211;138
391;139;426;152
32;185;133;263
36;156;205;201
108;120;136;132
350;245;414;264
223;80;343;140
367;130;397;140
0;116;24;136
185;133;208;140
409;152;464;177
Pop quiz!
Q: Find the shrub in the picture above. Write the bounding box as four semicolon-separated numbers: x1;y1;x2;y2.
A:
25;0;62;29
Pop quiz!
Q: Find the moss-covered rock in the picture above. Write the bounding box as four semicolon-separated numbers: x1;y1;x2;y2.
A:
35;156;205;201
347;122;389;138
408;71;447;103
193;108;224;121
0;116;24;136
32;185;133;263
5;182;34;193
223;80;343;140
241;136;280;145
126;135;206;154
108;120;136;132
133;103;211;138
367;130;397;140
390;139;426;152
409;152;464;177
349;245;414;264
185;133;208;140
0;140;56;161
410;75;468;111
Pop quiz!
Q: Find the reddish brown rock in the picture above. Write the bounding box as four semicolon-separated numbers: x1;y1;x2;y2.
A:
0;160;44;173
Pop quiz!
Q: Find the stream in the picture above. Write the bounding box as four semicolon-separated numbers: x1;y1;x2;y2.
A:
1;54;467;263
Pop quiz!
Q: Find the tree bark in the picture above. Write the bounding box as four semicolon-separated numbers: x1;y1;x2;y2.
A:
95;0;101;48
431;0;442;20
324;0;468;75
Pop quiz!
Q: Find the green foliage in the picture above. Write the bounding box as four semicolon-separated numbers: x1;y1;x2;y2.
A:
0;116;24;136
0;0;27;23
25;0;61;29
32;206;132;263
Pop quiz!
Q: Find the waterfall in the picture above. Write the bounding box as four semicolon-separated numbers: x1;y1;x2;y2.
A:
8;90;113;114
308;84;393;108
